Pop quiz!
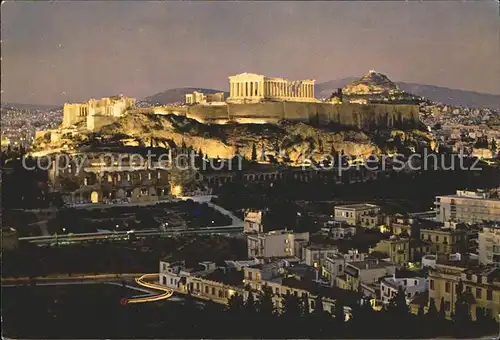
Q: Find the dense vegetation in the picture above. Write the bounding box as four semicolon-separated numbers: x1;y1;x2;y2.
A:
3;284;496;339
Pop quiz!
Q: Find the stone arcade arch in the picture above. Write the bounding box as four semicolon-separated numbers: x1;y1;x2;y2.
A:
90;191;99;203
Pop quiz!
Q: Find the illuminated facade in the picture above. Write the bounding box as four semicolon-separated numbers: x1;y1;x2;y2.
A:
371;236;410;266
247;230;309;259
62;95;136;129
185;91;225;105
435;189;500;223
227;73;317;103
419;226;469;255
428;261;500;321
478;224;500;266
334;204;381;226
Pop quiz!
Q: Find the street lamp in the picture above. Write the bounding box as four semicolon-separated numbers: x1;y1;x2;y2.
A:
62;228;66;233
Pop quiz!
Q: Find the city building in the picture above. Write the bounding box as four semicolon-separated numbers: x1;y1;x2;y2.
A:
322;250;368;286
322;220;357;239
227;73;317;104
159;258;357;318
159;261;244;305
334;204;381;226
247;230;309;259
185;91;225;105
435;189;500;223
478;223;500;265
243;261;358;316
428;259;500;321
419;225;469;255
380;273;427;305
371;236;410;266
243;209;265;233
337;259;396;293
302;243;339;269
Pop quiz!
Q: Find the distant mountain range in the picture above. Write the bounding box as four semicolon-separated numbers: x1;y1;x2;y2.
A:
142;79;500;109
4;77;500;110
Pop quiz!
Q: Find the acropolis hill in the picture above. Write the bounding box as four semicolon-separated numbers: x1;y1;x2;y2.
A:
33;72;427;161
59;72;420;132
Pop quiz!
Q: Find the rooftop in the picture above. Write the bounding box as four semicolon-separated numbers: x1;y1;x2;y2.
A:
280;277;360;304
437;189;499;201
304;243;339;251
203;268;244;287
335;203;380;211
348;259;395;271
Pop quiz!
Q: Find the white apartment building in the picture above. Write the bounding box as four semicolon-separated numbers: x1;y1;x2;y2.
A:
479;224;500;266
380;275;428;305
322;250;369;286
323;220;357;239
243;209;265;233
334;204;381;226
435;189;500;223
338;259;396;292
302;243;338;269
247;230;309;259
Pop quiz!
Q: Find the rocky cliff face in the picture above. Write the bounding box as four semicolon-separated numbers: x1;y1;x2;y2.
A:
96;113;380;163
32;112;433;164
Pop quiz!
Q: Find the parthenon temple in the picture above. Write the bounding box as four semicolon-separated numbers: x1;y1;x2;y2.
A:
227;73;317;103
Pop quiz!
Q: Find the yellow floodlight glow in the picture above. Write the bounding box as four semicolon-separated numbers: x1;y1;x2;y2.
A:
125;274;174;304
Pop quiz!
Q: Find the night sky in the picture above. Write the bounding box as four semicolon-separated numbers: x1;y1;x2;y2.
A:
1;1;499;105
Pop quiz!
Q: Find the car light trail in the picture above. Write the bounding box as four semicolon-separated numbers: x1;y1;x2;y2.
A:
124;274;173;304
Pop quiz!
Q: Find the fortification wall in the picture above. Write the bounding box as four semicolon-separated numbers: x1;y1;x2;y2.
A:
87;115;118;132
62;104;86;128
153;106;188;116
149;102;419;130
187;105;229;123
228;102;284;124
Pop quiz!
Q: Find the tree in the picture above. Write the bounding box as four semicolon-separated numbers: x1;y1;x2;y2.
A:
335;298;345;323
424;297;441;336
301;293;310;316
453;280;471;324
417;303;425;317
438;297;446;321
387;286;409;316
257;285;275;317
313;294;324;315
251;143;257;161
227;293;244;312
245;291;256;313
282;293;302;318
